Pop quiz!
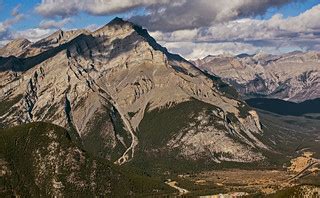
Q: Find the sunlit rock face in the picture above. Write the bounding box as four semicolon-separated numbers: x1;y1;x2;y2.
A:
0;18;266;165
193;51;320;102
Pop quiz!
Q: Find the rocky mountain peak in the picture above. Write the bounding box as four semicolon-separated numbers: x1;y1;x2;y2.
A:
54;29;64;36
34;29;88;47
94;17;134;36
92;18;184;63
4;38;31;48
108;17;131;26
0;38;31;57
0;17;267;166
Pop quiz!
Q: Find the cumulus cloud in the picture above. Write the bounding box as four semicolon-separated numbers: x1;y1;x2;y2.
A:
153;5;320;42
36;0;295;31
130;0;295;32
39;18;72;29
150;4;320;59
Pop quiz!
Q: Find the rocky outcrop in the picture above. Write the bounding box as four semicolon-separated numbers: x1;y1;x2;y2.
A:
193;51;320;102
0;18;267;165
0;38;31;57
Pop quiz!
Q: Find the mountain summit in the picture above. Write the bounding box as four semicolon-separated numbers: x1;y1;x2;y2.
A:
0;18;266;168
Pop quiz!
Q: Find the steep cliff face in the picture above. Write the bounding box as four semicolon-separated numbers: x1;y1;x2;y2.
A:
0;18;266;166
193;52;320;102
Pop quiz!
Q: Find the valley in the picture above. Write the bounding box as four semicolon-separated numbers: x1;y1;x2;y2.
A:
150;109;320;197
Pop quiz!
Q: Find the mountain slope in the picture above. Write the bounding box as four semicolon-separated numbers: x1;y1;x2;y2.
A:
0;39;31;57
193;51;320;102
0;122;172;197
0;17;266;167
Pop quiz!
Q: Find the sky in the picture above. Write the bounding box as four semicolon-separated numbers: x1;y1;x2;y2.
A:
0;0;319;59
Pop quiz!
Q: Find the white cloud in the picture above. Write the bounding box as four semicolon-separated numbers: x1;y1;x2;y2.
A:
150;4;320;59
36;0;171;17
152;5;320;42
130;0;294;31
0;4;70;45
36;0;294;32
39;18;72;29
162;41;305;60
85;24;100;31
0;4;24;39
12;28;55;42
11;4;22;17
0;40;10;47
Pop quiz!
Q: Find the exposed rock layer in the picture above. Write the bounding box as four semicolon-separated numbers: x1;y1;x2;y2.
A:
193;52;320;102
0;18;266;165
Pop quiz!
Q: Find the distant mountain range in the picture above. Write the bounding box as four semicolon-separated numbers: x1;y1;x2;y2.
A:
192;51;320;102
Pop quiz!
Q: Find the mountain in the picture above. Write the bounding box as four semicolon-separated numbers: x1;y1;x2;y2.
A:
0;38;31;57
0;17;266;170
1;18;320;197
0;122;172;197
0;30;89;58
192;51;320;102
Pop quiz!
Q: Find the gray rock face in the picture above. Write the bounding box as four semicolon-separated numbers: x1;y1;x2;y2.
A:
193;52;320;102
0;18;267;165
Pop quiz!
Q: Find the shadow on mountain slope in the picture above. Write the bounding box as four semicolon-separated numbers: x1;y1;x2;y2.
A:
246;98;320;116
